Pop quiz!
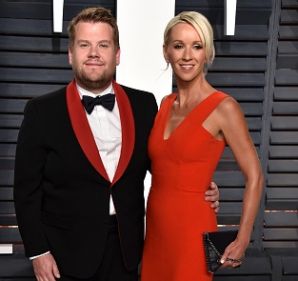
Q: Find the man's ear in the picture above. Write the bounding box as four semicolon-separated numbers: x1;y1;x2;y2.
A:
116;48;120;66
68;47;73;65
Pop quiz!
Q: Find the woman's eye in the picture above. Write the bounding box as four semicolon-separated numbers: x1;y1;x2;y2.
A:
194;45;203;50
174;44;183;49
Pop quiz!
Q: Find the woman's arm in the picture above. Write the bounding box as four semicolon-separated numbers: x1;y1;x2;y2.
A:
216;97;264;267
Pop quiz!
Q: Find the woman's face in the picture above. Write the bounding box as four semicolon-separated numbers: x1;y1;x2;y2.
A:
164;22;206;83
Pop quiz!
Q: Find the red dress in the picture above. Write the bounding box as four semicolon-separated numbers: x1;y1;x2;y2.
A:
141;92;228;281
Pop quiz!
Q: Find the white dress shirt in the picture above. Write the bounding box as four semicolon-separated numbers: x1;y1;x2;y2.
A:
30;83;122;260
77;83;122;215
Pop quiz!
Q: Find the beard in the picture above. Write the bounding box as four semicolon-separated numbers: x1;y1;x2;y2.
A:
73;65;115;92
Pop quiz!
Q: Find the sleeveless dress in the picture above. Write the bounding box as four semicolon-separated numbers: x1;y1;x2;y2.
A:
141;91;228;281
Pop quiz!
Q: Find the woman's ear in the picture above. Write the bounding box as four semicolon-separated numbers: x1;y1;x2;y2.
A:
163;45;169;63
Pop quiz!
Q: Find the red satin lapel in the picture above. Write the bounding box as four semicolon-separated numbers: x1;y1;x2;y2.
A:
112;81;135;185
66;80;110;182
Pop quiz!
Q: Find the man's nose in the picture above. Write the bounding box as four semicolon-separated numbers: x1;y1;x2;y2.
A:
88;45;99;57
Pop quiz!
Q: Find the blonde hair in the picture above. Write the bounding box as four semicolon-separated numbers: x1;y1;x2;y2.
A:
164;11;215;67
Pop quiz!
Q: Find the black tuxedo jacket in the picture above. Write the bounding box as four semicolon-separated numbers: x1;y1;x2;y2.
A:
14;80;158;278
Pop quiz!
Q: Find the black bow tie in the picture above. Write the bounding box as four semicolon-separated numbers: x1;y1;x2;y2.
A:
82;94;115;114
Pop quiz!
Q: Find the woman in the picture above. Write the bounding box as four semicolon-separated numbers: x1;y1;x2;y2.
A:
141;11;264;281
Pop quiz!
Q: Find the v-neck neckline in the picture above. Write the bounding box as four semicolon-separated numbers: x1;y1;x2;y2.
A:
162;91;218;141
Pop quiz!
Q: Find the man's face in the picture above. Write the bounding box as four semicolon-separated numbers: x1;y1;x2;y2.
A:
68;21;120;92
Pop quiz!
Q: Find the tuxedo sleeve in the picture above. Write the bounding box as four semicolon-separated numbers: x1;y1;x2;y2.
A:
14;99;50;257
147;93;158;174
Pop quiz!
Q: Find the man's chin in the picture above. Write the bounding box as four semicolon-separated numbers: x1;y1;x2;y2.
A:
78;77;110;91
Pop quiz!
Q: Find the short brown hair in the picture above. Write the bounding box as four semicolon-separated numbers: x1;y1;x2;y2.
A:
67;7;120;48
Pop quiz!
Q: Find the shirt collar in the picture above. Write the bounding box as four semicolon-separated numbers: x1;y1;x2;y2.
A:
76;82;114;100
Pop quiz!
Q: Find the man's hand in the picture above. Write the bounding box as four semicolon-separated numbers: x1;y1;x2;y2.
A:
205;181;220;213
32;253;60;281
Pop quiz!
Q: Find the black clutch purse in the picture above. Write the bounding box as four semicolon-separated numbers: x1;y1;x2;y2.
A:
203;230;238;272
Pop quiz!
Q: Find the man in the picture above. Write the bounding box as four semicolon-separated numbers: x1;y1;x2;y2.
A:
14;7;219;281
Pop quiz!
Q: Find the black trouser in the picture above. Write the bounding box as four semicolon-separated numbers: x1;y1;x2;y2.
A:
60;216;138;281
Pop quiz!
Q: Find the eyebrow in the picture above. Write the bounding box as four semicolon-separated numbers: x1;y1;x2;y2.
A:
172;40;203;44
76;39;112;44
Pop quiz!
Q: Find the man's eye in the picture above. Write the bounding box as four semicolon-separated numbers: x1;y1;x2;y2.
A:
99;43;109;48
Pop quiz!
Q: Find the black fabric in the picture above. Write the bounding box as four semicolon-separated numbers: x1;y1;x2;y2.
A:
82;94;115;113
14;85;158;278
60;217;138;281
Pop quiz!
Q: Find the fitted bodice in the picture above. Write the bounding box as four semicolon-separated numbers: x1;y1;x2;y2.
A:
149;92;227;193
